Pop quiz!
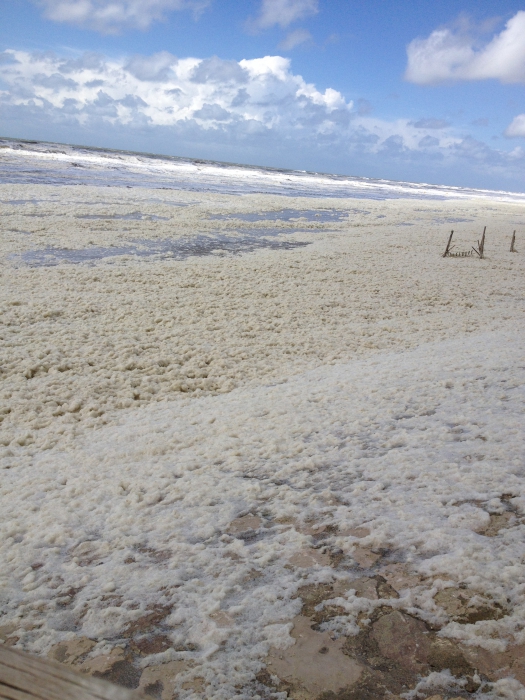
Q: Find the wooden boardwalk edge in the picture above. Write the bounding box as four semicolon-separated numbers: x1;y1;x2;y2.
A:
0;645;141;700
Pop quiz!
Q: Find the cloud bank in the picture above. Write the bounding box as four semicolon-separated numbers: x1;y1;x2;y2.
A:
405;11;525;85
0;50;349;135
33;0;211;33
37;0;321;35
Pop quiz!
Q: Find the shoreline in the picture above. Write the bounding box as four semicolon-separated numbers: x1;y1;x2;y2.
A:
3;138;525;201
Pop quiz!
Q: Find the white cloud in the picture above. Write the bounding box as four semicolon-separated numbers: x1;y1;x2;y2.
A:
0;49;350;133
33;0;211;33
405;11;525;85
249;0;318;30
278;28;312;50
505;114;525;137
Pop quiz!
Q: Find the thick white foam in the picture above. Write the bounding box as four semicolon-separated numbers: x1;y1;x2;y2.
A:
1;328;524;696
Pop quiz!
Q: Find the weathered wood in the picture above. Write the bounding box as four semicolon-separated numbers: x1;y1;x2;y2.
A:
510;230;516;252
472;226;486;259
0;645;140;700
479;225;486;258
442;230;454;257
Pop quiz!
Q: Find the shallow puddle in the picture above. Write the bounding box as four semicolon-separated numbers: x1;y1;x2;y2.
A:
76;212;169;221
15;232;311;267
208;208;363;222
2;199;43;205
433;217;474;224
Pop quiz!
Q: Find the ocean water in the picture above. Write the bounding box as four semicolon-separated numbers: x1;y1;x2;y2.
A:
2;136;525;201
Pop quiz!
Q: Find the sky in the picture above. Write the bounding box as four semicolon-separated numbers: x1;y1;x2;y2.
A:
1;0;525;191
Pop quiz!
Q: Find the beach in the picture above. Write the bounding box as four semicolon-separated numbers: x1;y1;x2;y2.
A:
1;142;525;700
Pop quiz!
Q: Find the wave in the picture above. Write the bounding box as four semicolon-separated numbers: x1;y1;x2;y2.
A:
2;136;525;201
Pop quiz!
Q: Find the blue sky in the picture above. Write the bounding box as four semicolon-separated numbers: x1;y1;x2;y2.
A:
1;0;525;190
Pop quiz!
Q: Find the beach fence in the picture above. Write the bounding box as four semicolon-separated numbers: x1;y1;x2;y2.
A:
0;644;139;700
442;227;486;258
442;227;519;258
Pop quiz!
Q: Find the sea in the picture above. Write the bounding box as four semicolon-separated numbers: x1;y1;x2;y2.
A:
2;136;525;201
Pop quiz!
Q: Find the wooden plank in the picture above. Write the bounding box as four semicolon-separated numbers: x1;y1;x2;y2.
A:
0;646;141;700
1;680;37;700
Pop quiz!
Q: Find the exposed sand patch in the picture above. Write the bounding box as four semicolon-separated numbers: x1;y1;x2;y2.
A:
266;615;363;697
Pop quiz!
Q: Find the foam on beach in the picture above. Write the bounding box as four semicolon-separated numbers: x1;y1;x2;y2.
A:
1;148;525;699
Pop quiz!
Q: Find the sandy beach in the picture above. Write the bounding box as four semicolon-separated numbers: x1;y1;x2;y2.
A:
1;152;525;699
